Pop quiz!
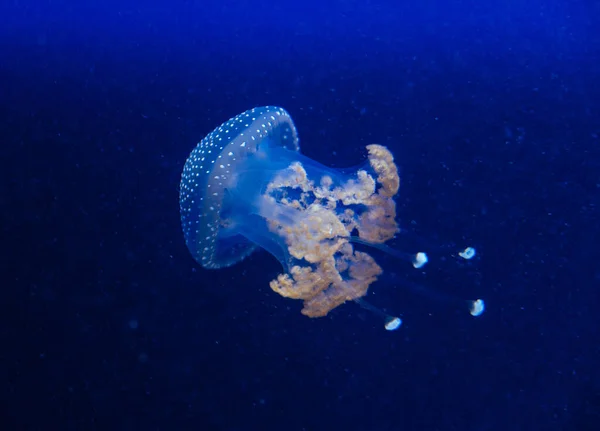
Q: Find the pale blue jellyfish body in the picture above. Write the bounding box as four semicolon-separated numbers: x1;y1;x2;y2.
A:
179;106;299;269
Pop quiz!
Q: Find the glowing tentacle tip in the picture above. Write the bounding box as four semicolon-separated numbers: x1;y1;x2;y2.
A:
459;247;476;260
469;299;485;317
384;316;402;331
412;252;428;269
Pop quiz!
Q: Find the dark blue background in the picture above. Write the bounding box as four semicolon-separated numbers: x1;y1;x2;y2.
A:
1;1;599;430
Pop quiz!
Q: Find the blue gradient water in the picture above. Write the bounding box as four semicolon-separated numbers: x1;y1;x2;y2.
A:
1;1;598;430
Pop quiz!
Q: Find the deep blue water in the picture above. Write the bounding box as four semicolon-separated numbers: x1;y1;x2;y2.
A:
1;1;599;430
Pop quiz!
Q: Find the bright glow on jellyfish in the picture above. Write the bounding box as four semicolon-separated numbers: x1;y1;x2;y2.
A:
179;106;485;331
413;252;429;269
459;247;476;260
385;317;402;331
470;299;485;316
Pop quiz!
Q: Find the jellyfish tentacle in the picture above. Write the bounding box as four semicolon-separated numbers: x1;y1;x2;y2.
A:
354;298;402;331
349;236;428;269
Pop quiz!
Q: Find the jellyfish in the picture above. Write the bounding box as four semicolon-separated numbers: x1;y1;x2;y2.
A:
180;106;484;330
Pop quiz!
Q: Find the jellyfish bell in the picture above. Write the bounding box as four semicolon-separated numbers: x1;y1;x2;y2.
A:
179;106;300;269
180;106;485;331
